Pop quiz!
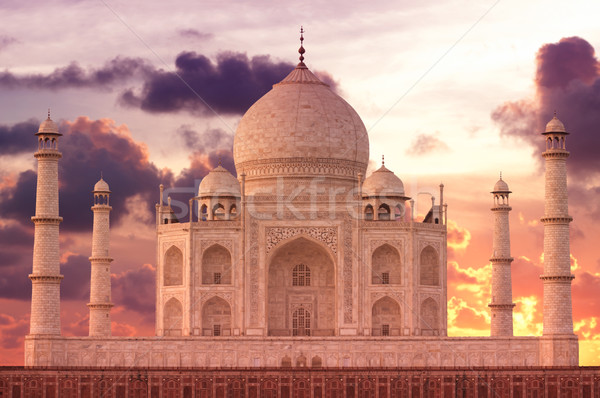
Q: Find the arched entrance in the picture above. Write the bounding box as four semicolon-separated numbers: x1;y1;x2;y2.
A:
268;237;335;336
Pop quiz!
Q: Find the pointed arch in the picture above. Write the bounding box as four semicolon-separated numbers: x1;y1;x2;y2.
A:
364;204;374;220
202;244;232;285
420;297;439;335
267;237;335;336
212;203;225;220
371;244;401;284
200;204;208;221
395;204;404;220
419;245;440;286
202;296;231;336
163;297;183;336
378;203;391;220
372;296;401;336
311;355;322;368
164;246;183;286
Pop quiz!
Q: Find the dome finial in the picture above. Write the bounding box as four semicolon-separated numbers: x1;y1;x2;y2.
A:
382;154;385;166
499;171;502;180
47;108;51;120
298;26;306;65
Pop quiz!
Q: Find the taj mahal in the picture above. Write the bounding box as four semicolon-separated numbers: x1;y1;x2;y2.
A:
24;35;579;368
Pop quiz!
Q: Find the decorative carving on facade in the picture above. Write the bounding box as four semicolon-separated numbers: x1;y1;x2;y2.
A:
249;220;259;324
265;227;337;254
371;291;404;306
162;241;185;256
200;292;233;305
418;240;441;253
238;157;363;178
419;294;440;306
200;240;233;253
342;217;353;323
369;240;403;253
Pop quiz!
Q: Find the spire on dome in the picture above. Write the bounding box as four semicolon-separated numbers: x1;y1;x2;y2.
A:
47;108;51;119
298;26;306;66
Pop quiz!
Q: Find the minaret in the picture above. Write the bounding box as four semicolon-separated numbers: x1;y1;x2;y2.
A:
488;174;515;336
88;177;114;336
29;112;63;335
540;114;575;336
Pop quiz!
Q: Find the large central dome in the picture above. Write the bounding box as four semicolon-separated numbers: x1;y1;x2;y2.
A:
233;61;369;189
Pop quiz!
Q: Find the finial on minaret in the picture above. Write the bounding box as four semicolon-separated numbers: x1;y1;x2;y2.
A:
47;108;51;119
382;154;385;166
499;171;502;180
298;26;306;64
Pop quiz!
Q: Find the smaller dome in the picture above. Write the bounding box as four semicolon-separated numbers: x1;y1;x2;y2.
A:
93;177;111;193
492;177;510;193
545;115;566;133
362;165;407;198
198;165;240;198
36;115;61;136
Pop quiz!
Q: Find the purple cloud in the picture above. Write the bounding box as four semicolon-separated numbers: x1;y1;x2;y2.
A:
177;29;213;40
0;35;17;52
120;51;322;115
405;133;450;156
0;57;153;90
492;37;600;180
112;264;155;316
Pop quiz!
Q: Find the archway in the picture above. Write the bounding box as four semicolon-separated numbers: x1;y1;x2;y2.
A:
202;296;231;336
371;244;401;284
268;237;335;336
164;246;183;286
420;297;439;335
372;296;401;336
163;297;183;336
202;244;232;284
419;245;439;286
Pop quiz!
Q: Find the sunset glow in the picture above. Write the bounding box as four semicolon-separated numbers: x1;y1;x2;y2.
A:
1;0;600;366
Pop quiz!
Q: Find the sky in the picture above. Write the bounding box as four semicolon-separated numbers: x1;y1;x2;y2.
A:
1;0;600;366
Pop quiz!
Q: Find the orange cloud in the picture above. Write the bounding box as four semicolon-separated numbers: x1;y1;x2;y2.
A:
447;219;471;252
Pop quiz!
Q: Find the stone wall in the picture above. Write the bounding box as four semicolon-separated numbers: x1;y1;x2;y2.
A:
24;335;577;368
1;366;597;398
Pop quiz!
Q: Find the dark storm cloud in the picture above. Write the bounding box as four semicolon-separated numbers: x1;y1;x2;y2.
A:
120;51;293;115
492;37;600;180
0;265;30;299
0;117;169;231
112;265;155;315
0;57;152;90
0;119;39;155
0;170;36;221
0;116;231;232
176;126;233;153
61;254;90;300
536;37;599;89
